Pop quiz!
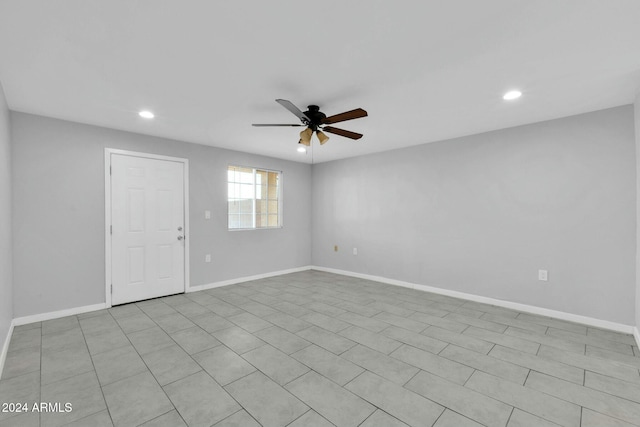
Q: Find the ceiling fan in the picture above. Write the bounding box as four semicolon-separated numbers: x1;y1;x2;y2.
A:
253;99;368;146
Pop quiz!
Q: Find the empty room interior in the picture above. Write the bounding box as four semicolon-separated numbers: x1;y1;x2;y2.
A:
2;2;640;427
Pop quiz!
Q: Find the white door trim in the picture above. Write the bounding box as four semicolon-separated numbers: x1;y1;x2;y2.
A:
104;148;190;308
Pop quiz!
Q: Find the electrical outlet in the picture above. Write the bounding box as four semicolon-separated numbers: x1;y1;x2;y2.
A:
205;210;211;219
334;245;338;252
205;254;211;263
353;248;358;255
538;269;548;281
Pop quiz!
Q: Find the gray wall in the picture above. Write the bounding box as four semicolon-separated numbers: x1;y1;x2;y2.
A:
312;106;636;325
6;105;639;327
0;83;12;347
11;112;311;317
635;94;640;332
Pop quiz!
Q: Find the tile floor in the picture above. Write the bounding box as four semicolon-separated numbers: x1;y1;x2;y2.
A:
1;270;639;427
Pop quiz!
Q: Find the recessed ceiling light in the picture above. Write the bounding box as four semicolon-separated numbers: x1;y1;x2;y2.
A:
139;110;155;119
503;90;522;101
297;146;307;153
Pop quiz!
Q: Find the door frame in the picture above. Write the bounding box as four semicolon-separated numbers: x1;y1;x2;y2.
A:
104;148;190;308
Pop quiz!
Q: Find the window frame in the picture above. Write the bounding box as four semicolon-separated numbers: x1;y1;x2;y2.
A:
227;164;283;231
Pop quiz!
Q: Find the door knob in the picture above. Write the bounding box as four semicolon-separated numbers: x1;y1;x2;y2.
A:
178;226;183;231
177;236;184;241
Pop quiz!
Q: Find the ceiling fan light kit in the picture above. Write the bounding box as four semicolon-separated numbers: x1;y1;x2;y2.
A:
299;127;313;146
316;130;329;145
253;99;367;147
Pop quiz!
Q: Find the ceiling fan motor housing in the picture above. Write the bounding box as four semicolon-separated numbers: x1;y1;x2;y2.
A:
303;105;326;131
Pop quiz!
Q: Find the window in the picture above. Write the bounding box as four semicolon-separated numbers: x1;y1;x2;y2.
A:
227;165;282;230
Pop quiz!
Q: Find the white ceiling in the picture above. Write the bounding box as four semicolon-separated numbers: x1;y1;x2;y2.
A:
1;1;640;164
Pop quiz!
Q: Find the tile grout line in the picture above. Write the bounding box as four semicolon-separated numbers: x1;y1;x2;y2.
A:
109;306;190;427
78;314;116;426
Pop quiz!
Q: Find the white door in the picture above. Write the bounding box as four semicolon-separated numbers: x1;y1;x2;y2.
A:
110;153;185;305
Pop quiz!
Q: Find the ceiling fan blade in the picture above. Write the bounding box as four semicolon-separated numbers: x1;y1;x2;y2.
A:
322;126;363;140
275;99;309;122
321;108;367;125
252;124;305;127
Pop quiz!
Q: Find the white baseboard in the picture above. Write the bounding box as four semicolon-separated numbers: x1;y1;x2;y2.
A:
9;267;313;326
634;327;640;350
0;319;15;380
312;266;635;335
13;303;107;326
188;265;313;293
2;267;313;376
